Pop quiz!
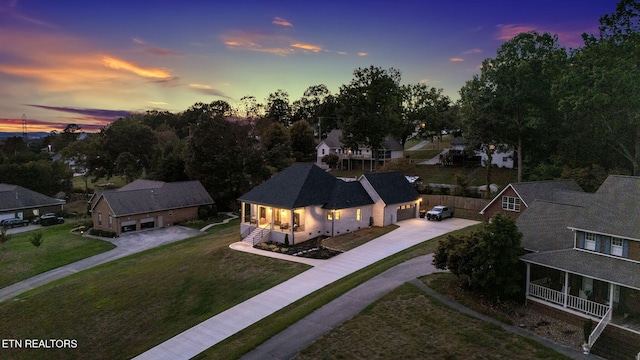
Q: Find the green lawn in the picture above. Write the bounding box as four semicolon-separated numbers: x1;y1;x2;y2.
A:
198;223;483;359
0;220;310;360
295;284;568;360
0;223;116;288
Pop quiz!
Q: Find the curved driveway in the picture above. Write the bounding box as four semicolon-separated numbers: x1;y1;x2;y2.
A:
134;217;479;360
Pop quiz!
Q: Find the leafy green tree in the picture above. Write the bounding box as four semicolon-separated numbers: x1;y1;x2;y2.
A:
433;214;525;301
480;31;567;182
403;83;454;147
30;232;43;248
266;89;292;126
289;120;316;159
0;227;10;250
102;115;158;179
184;113;269;209
321;153;339;169
554;0;640;175
292;84;331;124
261;122;292;170
338;66;403;169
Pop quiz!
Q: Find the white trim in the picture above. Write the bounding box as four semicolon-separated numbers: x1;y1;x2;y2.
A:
573;247;640;265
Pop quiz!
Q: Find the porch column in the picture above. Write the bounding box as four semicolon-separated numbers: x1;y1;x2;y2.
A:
525;263;530;299
563;271;569;308
241;202;245;223
290;209;295;245
609;283;615;312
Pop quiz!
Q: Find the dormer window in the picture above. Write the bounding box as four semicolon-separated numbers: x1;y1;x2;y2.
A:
584;232;596;251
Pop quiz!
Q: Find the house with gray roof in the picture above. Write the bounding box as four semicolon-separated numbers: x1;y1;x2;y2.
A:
238;163;420;245
0;183;66;223
316;129;404;171
90;179;214;236
516;175;640;357
480;179;583;222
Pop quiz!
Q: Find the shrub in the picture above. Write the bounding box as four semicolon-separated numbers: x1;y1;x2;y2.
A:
89;229;116;238
30;232;44;248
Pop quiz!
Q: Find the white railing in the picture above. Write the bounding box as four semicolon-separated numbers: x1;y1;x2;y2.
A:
589;307;612;346
567;295;609;318
529;283;564;306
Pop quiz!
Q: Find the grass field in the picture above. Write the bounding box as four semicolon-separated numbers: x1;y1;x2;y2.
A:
198;223;483;359
294;283;568;360
0;220;310;360
0;222;115;288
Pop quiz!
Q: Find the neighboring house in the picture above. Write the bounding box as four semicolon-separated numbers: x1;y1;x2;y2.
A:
449;137;514;168
316;129;404;171
90;179;214;236
0;184;65;222
517;175;640;358
238;163;420;245
480;179;583;222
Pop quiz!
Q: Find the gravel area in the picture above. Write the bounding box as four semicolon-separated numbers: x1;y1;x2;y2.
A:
502;303;584;349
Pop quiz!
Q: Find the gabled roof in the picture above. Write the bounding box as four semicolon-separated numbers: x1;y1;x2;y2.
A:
361;172;419;205
516;197;590;252
93;180;214;216
521;249;640;290
238;163;338;209
568;175;640;240
323;180;375;210
0;184;65;211
480;179;583;214
319;129;403;151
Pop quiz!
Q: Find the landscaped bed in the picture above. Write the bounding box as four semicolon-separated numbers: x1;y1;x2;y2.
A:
254;238;342;259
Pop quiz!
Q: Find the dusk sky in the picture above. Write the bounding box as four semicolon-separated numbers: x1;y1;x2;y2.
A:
0;0;618;133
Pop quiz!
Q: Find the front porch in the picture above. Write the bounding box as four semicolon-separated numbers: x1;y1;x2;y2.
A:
526;264;640;334
240;202;311;244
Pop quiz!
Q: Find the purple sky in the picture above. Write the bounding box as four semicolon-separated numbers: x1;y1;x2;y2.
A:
0;0;618;132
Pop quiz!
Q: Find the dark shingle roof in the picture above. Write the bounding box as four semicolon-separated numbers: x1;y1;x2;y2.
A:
512;180;583;207
521;249;640;290
238;163;338;209
361;172;419;205
323;180;375;210
0;184;65;211
516;199;584;252
96;180;213;216
568;175;640;240
321;129;403;151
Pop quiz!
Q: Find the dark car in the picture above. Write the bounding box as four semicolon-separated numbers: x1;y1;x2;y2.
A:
39;214;65;226
426;205;454;221
1;218;30;228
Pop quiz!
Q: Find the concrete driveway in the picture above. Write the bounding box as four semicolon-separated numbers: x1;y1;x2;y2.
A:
0;226;202;303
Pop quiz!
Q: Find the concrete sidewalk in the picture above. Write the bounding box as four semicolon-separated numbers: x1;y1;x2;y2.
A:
134;218;478;360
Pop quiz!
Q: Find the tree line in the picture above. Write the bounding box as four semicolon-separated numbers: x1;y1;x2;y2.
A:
2;0;638;205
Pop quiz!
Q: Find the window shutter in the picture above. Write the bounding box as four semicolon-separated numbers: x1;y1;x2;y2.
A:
623;240;630;258
595;235;602;252
604;236;611;255
577;232;585;248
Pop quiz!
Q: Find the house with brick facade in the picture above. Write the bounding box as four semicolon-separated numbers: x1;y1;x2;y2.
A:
517;175;640;358
480;179;583;222
90;179;214;236
238;163;420;245
0;183;65;223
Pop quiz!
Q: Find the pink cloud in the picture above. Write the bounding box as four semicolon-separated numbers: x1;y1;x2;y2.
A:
495;24;537;40
273;17;293;27
450;57;464;62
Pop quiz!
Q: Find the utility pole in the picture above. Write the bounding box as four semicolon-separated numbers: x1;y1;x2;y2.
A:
22;114;27;143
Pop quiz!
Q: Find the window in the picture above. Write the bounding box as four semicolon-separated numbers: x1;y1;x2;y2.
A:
585;232;596;251
169;210;173;216
322;149;325;155
611;237;623;256
98;213;102;226
328;211;340;221
108;215;112;229
356;208;361;221
501;196;520;212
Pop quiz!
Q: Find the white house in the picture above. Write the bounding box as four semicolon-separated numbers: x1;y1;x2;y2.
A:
316;129;404;171
238;163;420;245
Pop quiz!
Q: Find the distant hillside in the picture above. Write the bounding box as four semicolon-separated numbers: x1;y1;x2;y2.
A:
0;132;50;141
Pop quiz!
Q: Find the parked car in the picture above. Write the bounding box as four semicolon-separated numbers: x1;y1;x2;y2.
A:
1;218;30;228
426;205;454;221
32;213;56;225
39;214;65;226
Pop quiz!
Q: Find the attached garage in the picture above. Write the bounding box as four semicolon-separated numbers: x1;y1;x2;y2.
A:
397;204;416;221
140;218;155;230
121;220;136;233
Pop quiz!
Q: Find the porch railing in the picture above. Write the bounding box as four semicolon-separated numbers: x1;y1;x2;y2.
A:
589;307;612;347
529;283;609;318
529;283;564;306
567;295;609;318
